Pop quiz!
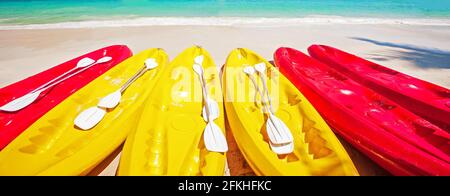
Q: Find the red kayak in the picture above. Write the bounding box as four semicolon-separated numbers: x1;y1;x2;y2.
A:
274;47;450;175
0;45;132;150
308;45;450;131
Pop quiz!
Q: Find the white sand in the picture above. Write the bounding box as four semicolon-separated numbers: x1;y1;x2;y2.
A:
1;24;449;88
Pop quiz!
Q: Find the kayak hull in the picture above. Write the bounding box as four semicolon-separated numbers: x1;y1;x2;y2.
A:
118;46;226;176
223;48;358;176
274;47;450;175
308;45;450;131
0;48;168;175
0;45;132;150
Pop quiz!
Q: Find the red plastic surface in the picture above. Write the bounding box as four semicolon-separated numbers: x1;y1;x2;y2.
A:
274;47;450;175
308;45;450;131
0;45;132;150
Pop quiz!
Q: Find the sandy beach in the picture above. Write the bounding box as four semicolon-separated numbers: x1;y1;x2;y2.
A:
1;23;449;88
0;22;449;176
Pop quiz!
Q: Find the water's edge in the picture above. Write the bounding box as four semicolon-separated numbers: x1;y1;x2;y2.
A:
1;16;450;30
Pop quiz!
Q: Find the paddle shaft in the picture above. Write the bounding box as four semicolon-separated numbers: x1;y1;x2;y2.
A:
196;67;212;122
247;74;284;140
120;66;147;93
74;63;149;130
32;67;78;93
195;66;222;145
256;69;275;114
248;75;273;115
31;60;102;93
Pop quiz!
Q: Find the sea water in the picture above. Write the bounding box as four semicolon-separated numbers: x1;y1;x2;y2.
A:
1;0;449;27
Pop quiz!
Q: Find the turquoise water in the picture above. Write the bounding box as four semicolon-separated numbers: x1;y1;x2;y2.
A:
1;0;450;25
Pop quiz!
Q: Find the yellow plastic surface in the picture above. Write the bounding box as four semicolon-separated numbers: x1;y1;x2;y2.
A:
118;46;226;176
222;48;358;176
0;48;169;175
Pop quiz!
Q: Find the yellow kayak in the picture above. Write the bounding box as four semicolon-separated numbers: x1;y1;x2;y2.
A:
0;48;169;175
222;48;358;176
118;46;226;176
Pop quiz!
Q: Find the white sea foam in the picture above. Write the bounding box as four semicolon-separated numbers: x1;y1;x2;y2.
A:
1;16;449;30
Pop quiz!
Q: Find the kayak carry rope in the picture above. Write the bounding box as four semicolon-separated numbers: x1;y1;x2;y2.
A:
74;58;158;130
193;55;228;153
0;56;112;112
243;65;294;155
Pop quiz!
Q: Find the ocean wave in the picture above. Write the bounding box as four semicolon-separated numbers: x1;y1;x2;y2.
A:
1;16;449;30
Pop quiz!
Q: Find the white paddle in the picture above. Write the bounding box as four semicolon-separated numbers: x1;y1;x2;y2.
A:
98;59;158;109
74;58;158;130
243;66;293;155
254;63;274;113
193;56;220;121
193;56;228;153
202;98;219;122
269;141;294;155
32;57;95;92
73;106;107;131
194;55;219;122
254;63;294;144
0;56;112;112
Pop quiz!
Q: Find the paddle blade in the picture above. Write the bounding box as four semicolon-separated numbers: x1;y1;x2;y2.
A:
0;90;42;112
202;98;219;122
193;63;203;75
98;91;121;109
269;141;294;155
266;114;294;144
203;122;228;153
243;66;255;75
194;55;204;65
97;56;112;64
74;107;106;130
254;62;266;73
77;57;95;68
145;58;158;69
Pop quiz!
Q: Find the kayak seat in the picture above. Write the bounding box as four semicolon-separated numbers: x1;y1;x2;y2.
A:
143;108;208;175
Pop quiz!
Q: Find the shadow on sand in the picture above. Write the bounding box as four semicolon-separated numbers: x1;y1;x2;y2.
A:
350;37;450;69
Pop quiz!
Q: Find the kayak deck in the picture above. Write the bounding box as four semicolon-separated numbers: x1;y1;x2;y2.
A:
0;45;132;150
0;48;168;175
274;47;450;175
119;46;226;176
223;48;358;176
308;45;450;131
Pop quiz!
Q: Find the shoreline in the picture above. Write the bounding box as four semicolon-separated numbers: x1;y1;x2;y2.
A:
1;16;450;30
